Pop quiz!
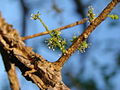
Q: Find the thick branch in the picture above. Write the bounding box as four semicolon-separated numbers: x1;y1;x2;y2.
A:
0;0;119;89
21;18;87;40
54;0;120;67
0;15;69;89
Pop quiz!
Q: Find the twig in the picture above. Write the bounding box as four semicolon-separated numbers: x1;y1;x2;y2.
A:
54;0;120;68
21;18;87;40
0;0;119;89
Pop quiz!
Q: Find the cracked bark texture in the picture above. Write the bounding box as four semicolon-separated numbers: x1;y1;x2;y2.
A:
0;15;69;90
0;0;120;89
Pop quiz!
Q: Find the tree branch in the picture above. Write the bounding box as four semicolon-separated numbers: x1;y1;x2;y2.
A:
0;14;69;89
0;0;119;89
21;18;87;40
54;0;120;67
0;48;20;90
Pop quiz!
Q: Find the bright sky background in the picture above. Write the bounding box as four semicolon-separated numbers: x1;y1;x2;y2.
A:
0;0;120;90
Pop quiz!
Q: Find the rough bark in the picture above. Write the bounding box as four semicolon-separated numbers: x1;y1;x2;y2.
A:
0;15;69;90
0;0;119;89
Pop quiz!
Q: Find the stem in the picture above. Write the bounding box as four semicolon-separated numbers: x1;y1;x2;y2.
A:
38;17;53;36
21;18;87;40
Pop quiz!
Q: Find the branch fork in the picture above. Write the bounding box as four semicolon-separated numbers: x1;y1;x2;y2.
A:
0;0;119;89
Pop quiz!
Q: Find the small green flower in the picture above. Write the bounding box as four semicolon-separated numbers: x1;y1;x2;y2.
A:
31;11;41;20
70;36;78;42
31;11;67;53
71;35;90;53
78;41;89;53
45;30;67;53
87;6;96;22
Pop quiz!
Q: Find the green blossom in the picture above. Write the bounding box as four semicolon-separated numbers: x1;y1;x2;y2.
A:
31;11;41;20
45;30;67;53
87;6;96;22
71;35;90;53
78;41;89;53
108;14;119;19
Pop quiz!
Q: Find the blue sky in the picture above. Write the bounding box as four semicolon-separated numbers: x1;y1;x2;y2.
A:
0;0;120;90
